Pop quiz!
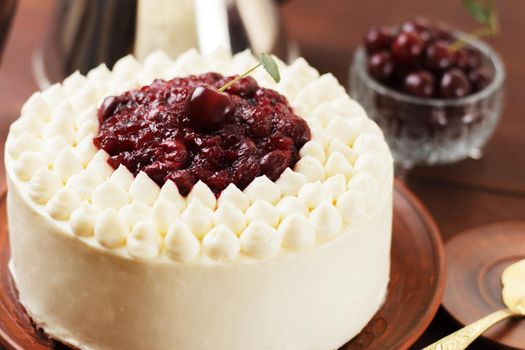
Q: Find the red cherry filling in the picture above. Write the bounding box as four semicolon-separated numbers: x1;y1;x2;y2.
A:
93;73;311;196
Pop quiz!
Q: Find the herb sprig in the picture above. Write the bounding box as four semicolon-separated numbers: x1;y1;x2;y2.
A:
450;0;500;51
218;53;281;92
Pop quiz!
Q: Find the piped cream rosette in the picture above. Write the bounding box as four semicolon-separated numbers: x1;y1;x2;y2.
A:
6;48;393;263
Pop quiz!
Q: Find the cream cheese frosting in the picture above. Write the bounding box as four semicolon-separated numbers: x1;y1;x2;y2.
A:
6;48;393;350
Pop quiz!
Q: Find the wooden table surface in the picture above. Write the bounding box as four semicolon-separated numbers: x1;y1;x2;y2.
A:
0;1;523;349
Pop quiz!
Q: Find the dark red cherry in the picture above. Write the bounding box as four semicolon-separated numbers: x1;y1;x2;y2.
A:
391;31;424;66
467;49;482;70
425;40;453;71
431;22;454;41
452;48;470;70
186;84;235;130
468;67;492;92
401;17;432;43
440;68;471;98
364;26;393;54
367;51;394;82
403;70;435;97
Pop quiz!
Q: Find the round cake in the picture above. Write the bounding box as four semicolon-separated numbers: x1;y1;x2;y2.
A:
5;49;393;350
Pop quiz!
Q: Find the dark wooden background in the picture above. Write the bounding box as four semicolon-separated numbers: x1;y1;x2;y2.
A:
0;1;524;349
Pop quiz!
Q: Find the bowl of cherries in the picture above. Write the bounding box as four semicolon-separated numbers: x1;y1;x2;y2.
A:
350;17;505;168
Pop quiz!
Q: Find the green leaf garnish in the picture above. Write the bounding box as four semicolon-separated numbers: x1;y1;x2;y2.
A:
218;53;281;92
463;0;499;33
463;0;491;25
260;53;281;83
450;0;500;51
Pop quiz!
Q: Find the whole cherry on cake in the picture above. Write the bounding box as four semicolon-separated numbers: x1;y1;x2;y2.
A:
94;54;311;196
364;17;495;98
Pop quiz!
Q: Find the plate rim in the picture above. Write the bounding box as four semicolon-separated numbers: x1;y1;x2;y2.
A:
442;221;525;349
389;178;446;349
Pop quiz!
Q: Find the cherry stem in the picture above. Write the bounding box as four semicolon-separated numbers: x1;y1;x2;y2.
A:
218;63;262;92
449;26;496;51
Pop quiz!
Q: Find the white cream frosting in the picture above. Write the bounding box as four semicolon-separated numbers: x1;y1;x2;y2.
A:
86;150;114;180
66;170;103;201
310;202;343;237
180;201;214;239
111;165;135;191
129;171;160;205
150;198;180;235
94;209;129;248
243;175;281;204
158;180;187;212
217;183;250;211
164;220;200;261
275;196;310;218
5;49;394;350
325;152;354;180
126;221;162;260
187;180;216;209
298;181;331;209
92;180;131;211
28;168;63;204
7;132;41;159
6;48;393;263
70;202;100;237
324;117;357;146
213;202;247;235
41;136;69;165
202;226;241;261
240;222;282;258
279;213;316;250
46;187;82;220
14;152;45;181
3;47;391;264
54;148;83;182
245;200;280;227
323;174;347;199
299;140;326;163
327;139;357;164
294;155;326;182
119;201;151;228
274;168;307;196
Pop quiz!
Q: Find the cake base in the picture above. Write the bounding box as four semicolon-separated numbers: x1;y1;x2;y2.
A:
0;180;445;350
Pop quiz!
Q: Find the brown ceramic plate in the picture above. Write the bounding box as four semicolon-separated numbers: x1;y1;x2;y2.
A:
443;222;525;350
0;179;445;350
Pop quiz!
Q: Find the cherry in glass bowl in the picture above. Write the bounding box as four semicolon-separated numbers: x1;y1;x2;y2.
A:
350;33;505;168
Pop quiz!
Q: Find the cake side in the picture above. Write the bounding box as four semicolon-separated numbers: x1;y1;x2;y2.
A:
7;172;391;350
5;48;393;350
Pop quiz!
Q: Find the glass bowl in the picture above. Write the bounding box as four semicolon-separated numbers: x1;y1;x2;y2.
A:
350;36;505;168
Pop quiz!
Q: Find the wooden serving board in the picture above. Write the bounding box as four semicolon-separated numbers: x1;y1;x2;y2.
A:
0;179;445;350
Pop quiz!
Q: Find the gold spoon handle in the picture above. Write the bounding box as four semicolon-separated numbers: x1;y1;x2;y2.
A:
423;309;516;350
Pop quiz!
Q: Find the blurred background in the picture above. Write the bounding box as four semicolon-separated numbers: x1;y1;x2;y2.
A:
0;0;523;349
